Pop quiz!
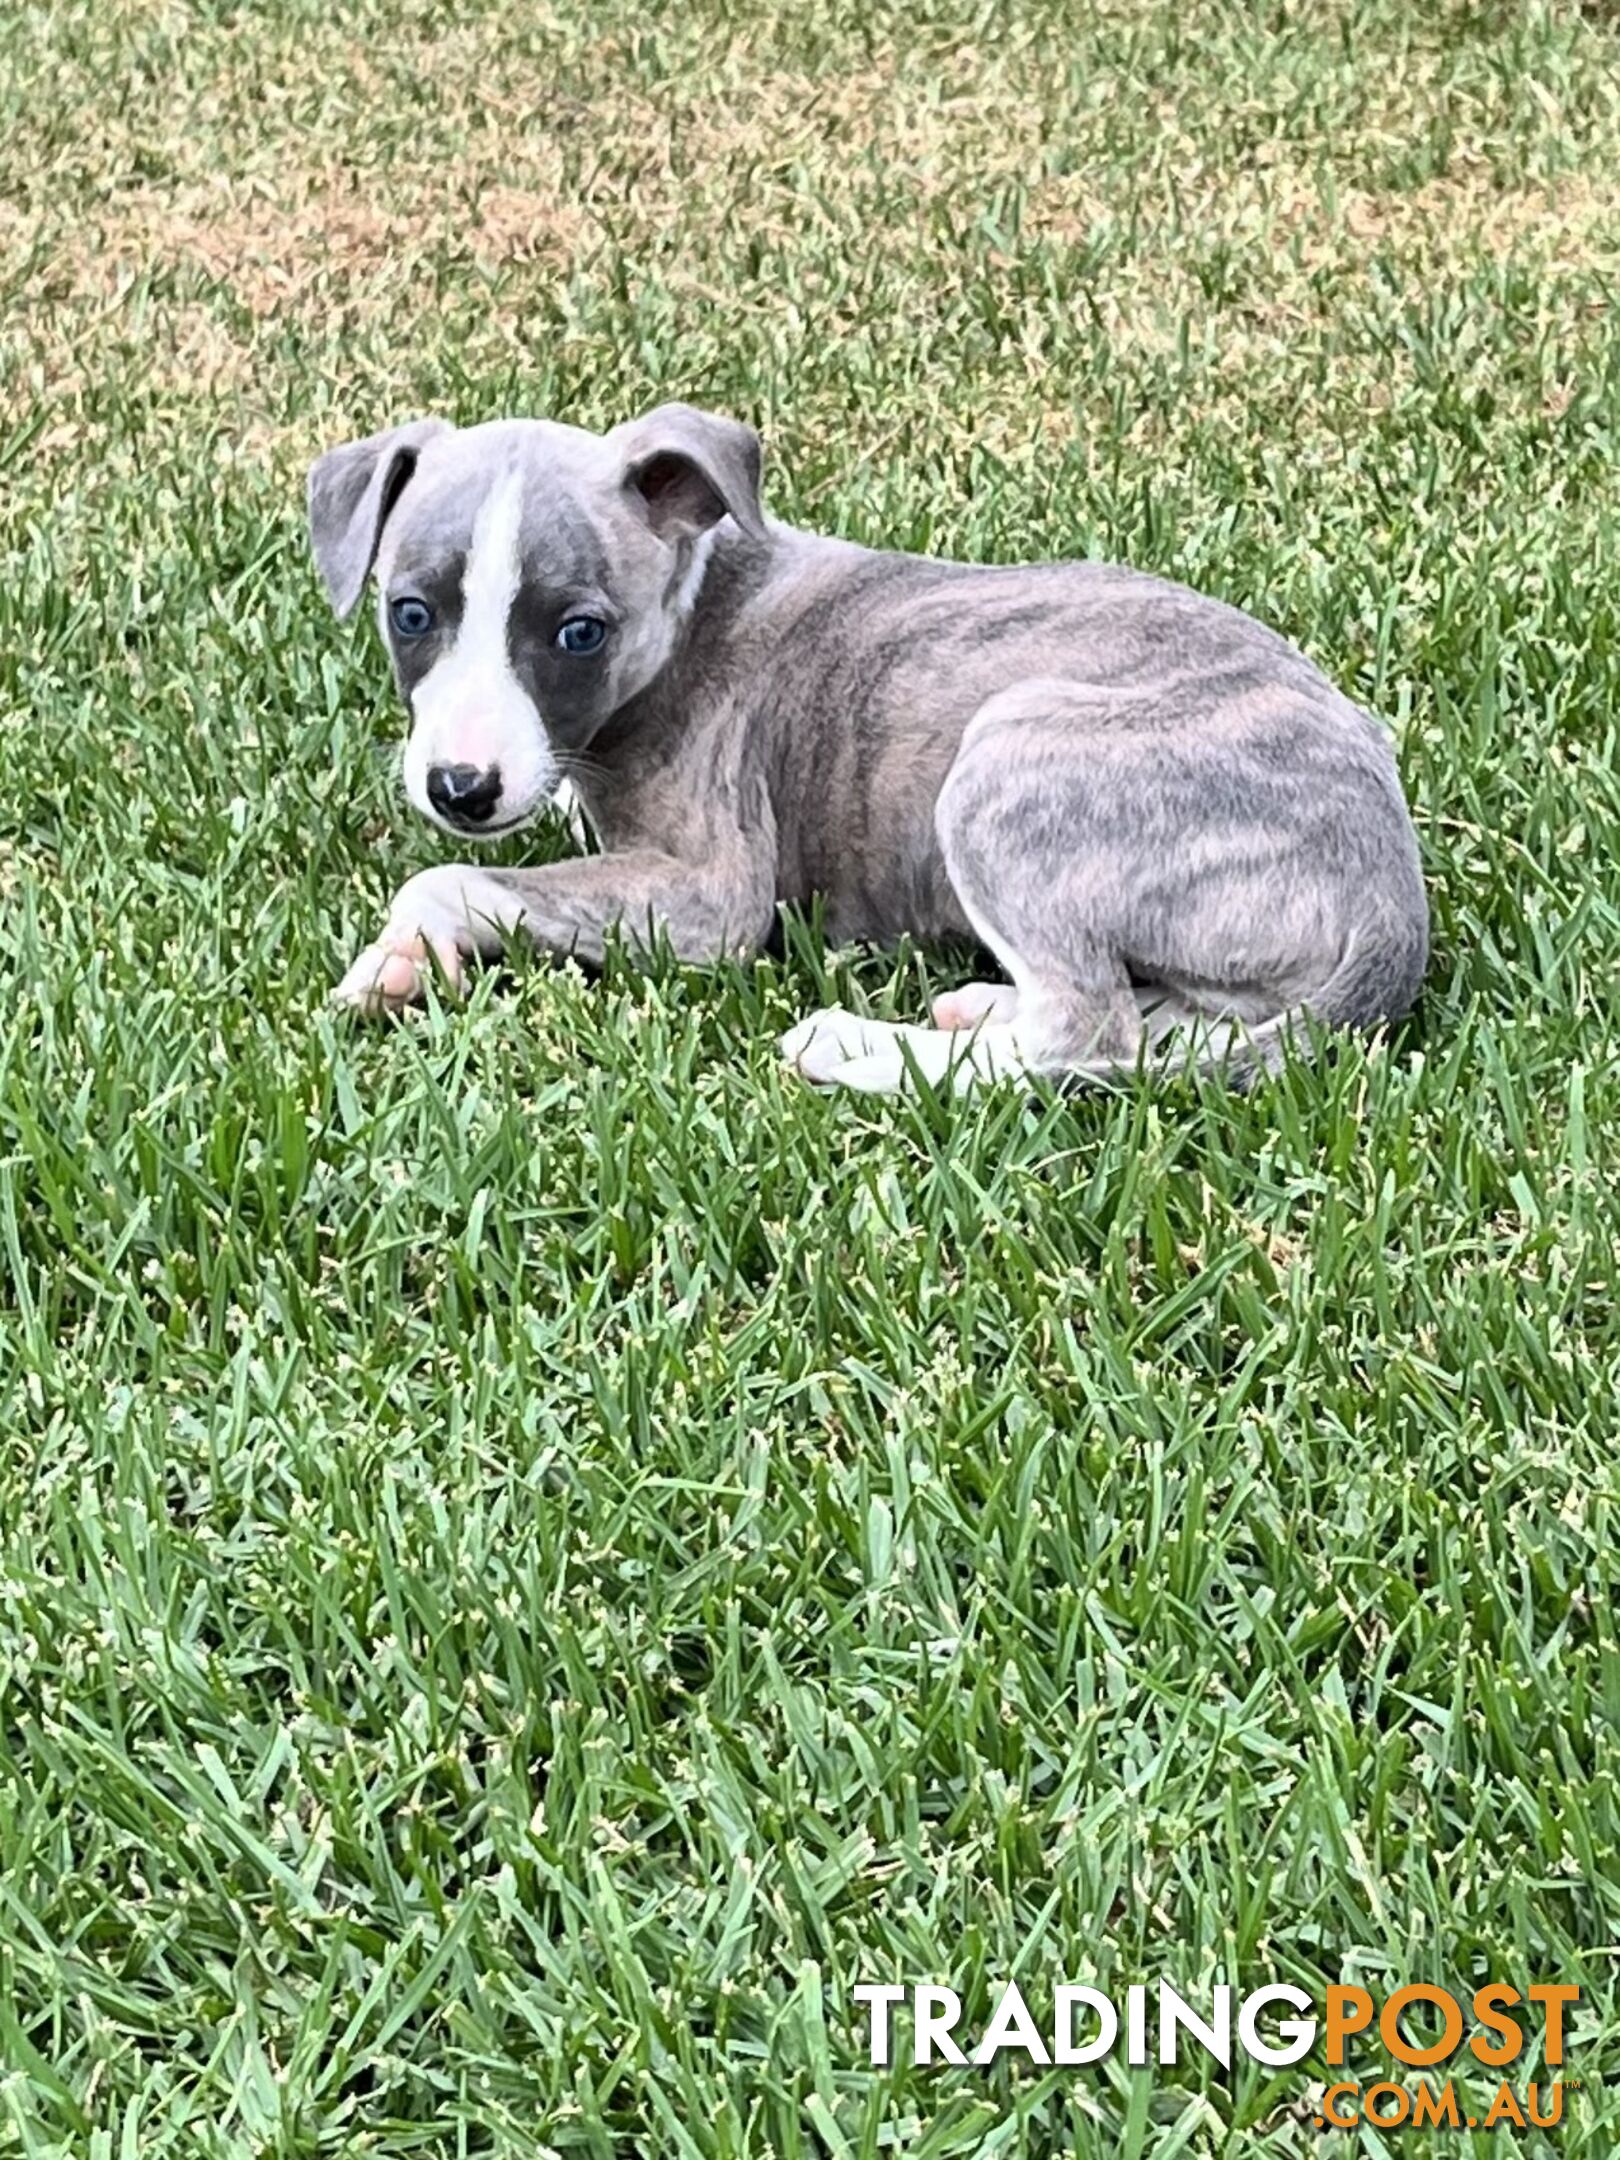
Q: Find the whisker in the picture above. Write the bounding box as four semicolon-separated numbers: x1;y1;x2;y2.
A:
551;752;612;789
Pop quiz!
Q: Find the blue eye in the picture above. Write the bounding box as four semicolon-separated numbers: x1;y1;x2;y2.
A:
556;616;607;655
390;597;434;639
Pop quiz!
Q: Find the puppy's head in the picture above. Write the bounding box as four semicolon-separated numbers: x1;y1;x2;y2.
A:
307;404;764;837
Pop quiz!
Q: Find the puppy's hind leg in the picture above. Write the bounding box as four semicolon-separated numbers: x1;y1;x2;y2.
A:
784;684;1156;1096
922;690;1152;1089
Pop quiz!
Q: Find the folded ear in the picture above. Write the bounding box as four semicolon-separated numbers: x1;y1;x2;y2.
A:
615;402;765;544
306;418;452;618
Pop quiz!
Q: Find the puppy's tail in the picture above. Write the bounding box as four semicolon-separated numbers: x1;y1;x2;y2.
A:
1065;909;1429;1091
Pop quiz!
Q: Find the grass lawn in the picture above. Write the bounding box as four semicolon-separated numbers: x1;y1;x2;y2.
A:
3;0;1619;2151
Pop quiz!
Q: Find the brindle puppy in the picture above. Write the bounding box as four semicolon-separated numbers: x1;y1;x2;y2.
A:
310;404;1427;1092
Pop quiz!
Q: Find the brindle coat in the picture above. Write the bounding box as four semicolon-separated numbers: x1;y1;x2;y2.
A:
310;404;1427;1092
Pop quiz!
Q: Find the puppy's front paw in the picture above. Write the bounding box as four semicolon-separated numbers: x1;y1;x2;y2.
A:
331;931;466;1015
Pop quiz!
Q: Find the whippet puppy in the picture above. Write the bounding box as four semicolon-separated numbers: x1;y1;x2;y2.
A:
310;404;1427;1092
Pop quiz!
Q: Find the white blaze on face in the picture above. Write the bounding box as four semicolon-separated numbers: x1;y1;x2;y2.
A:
400;472;557;830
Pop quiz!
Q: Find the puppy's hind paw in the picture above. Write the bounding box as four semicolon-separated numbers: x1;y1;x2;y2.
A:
780;1004;1029;1095
932;981;1020;1031
779;1007;897;1083
331;932;466;1016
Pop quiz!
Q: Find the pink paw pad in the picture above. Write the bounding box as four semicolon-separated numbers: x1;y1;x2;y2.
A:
931;984;1018;1031
333;932;465;1012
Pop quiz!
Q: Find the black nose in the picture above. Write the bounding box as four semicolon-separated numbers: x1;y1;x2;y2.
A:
427;763;502;825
